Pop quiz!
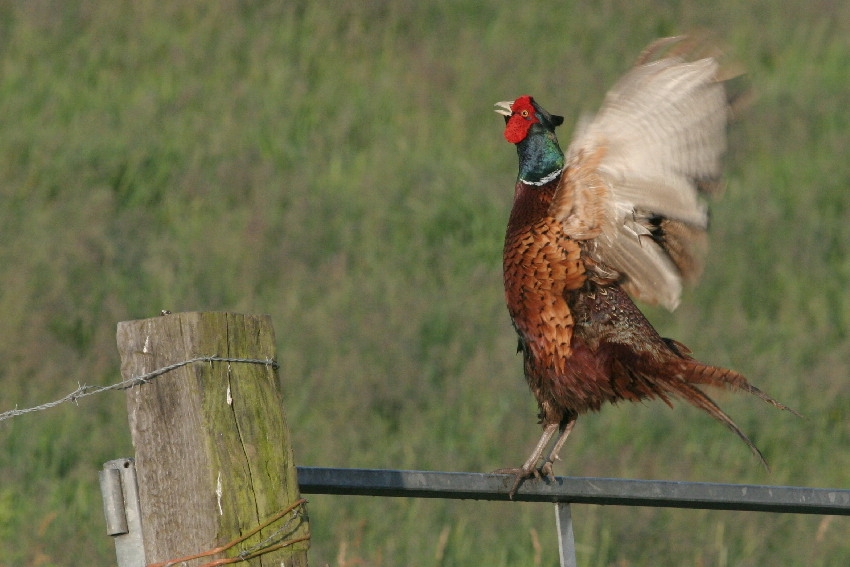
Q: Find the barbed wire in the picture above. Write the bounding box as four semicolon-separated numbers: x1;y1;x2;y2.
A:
0;356;279;423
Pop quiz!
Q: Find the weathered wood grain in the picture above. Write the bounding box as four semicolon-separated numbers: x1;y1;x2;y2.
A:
116;312;308;566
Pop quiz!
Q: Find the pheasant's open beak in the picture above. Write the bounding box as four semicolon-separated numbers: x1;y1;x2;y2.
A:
494;100;513;116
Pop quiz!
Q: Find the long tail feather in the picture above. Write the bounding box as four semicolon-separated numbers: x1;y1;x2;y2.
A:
669;378;769;468
680;362;802;417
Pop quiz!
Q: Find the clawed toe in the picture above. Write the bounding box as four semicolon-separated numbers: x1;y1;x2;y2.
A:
493;465;550;498
497;419;574;498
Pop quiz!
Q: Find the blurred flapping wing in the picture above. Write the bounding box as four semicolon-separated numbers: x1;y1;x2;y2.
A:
550;36;735;310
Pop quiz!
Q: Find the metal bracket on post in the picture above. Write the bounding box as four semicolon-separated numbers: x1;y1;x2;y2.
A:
555;502;577;567
100;458;146;567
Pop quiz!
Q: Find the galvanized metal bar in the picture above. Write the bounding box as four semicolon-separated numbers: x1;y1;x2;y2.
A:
100;459;146;567
100;467;128;536
296;467;850;515
555;503;577;567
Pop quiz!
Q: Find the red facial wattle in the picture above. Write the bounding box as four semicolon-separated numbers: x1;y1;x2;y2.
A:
503;95;539;144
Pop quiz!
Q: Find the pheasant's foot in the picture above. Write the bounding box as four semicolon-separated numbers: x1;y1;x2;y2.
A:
493;465;543;498
497;422;559;497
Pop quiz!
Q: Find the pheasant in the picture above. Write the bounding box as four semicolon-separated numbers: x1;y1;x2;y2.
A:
495;36;796;496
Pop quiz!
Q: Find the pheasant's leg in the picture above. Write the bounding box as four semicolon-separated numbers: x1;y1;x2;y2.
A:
539;416;576;479
495;422;559;498
518;422;559;473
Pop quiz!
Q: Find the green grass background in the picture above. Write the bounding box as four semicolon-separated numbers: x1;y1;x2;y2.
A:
0;1;848;565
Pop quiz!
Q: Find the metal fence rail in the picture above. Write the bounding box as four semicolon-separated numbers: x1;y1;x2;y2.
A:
297;467;850;567
297;466;850;514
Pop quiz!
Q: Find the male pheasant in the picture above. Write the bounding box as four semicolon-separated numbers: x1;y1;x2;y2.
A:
495;36;796;496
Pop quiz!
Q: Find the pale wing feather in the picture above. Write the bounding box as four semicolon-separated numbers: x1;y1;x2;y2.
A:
551;43;730;310
597;225;683;309
599;175;707;227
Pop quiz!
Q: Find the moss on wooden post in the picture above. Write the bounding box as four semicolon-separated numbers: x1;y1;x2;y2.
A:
116;312;309;566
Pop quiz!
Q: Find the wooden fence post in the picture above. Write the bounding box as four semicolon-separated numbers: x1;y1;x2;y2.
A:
116;312;309;566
